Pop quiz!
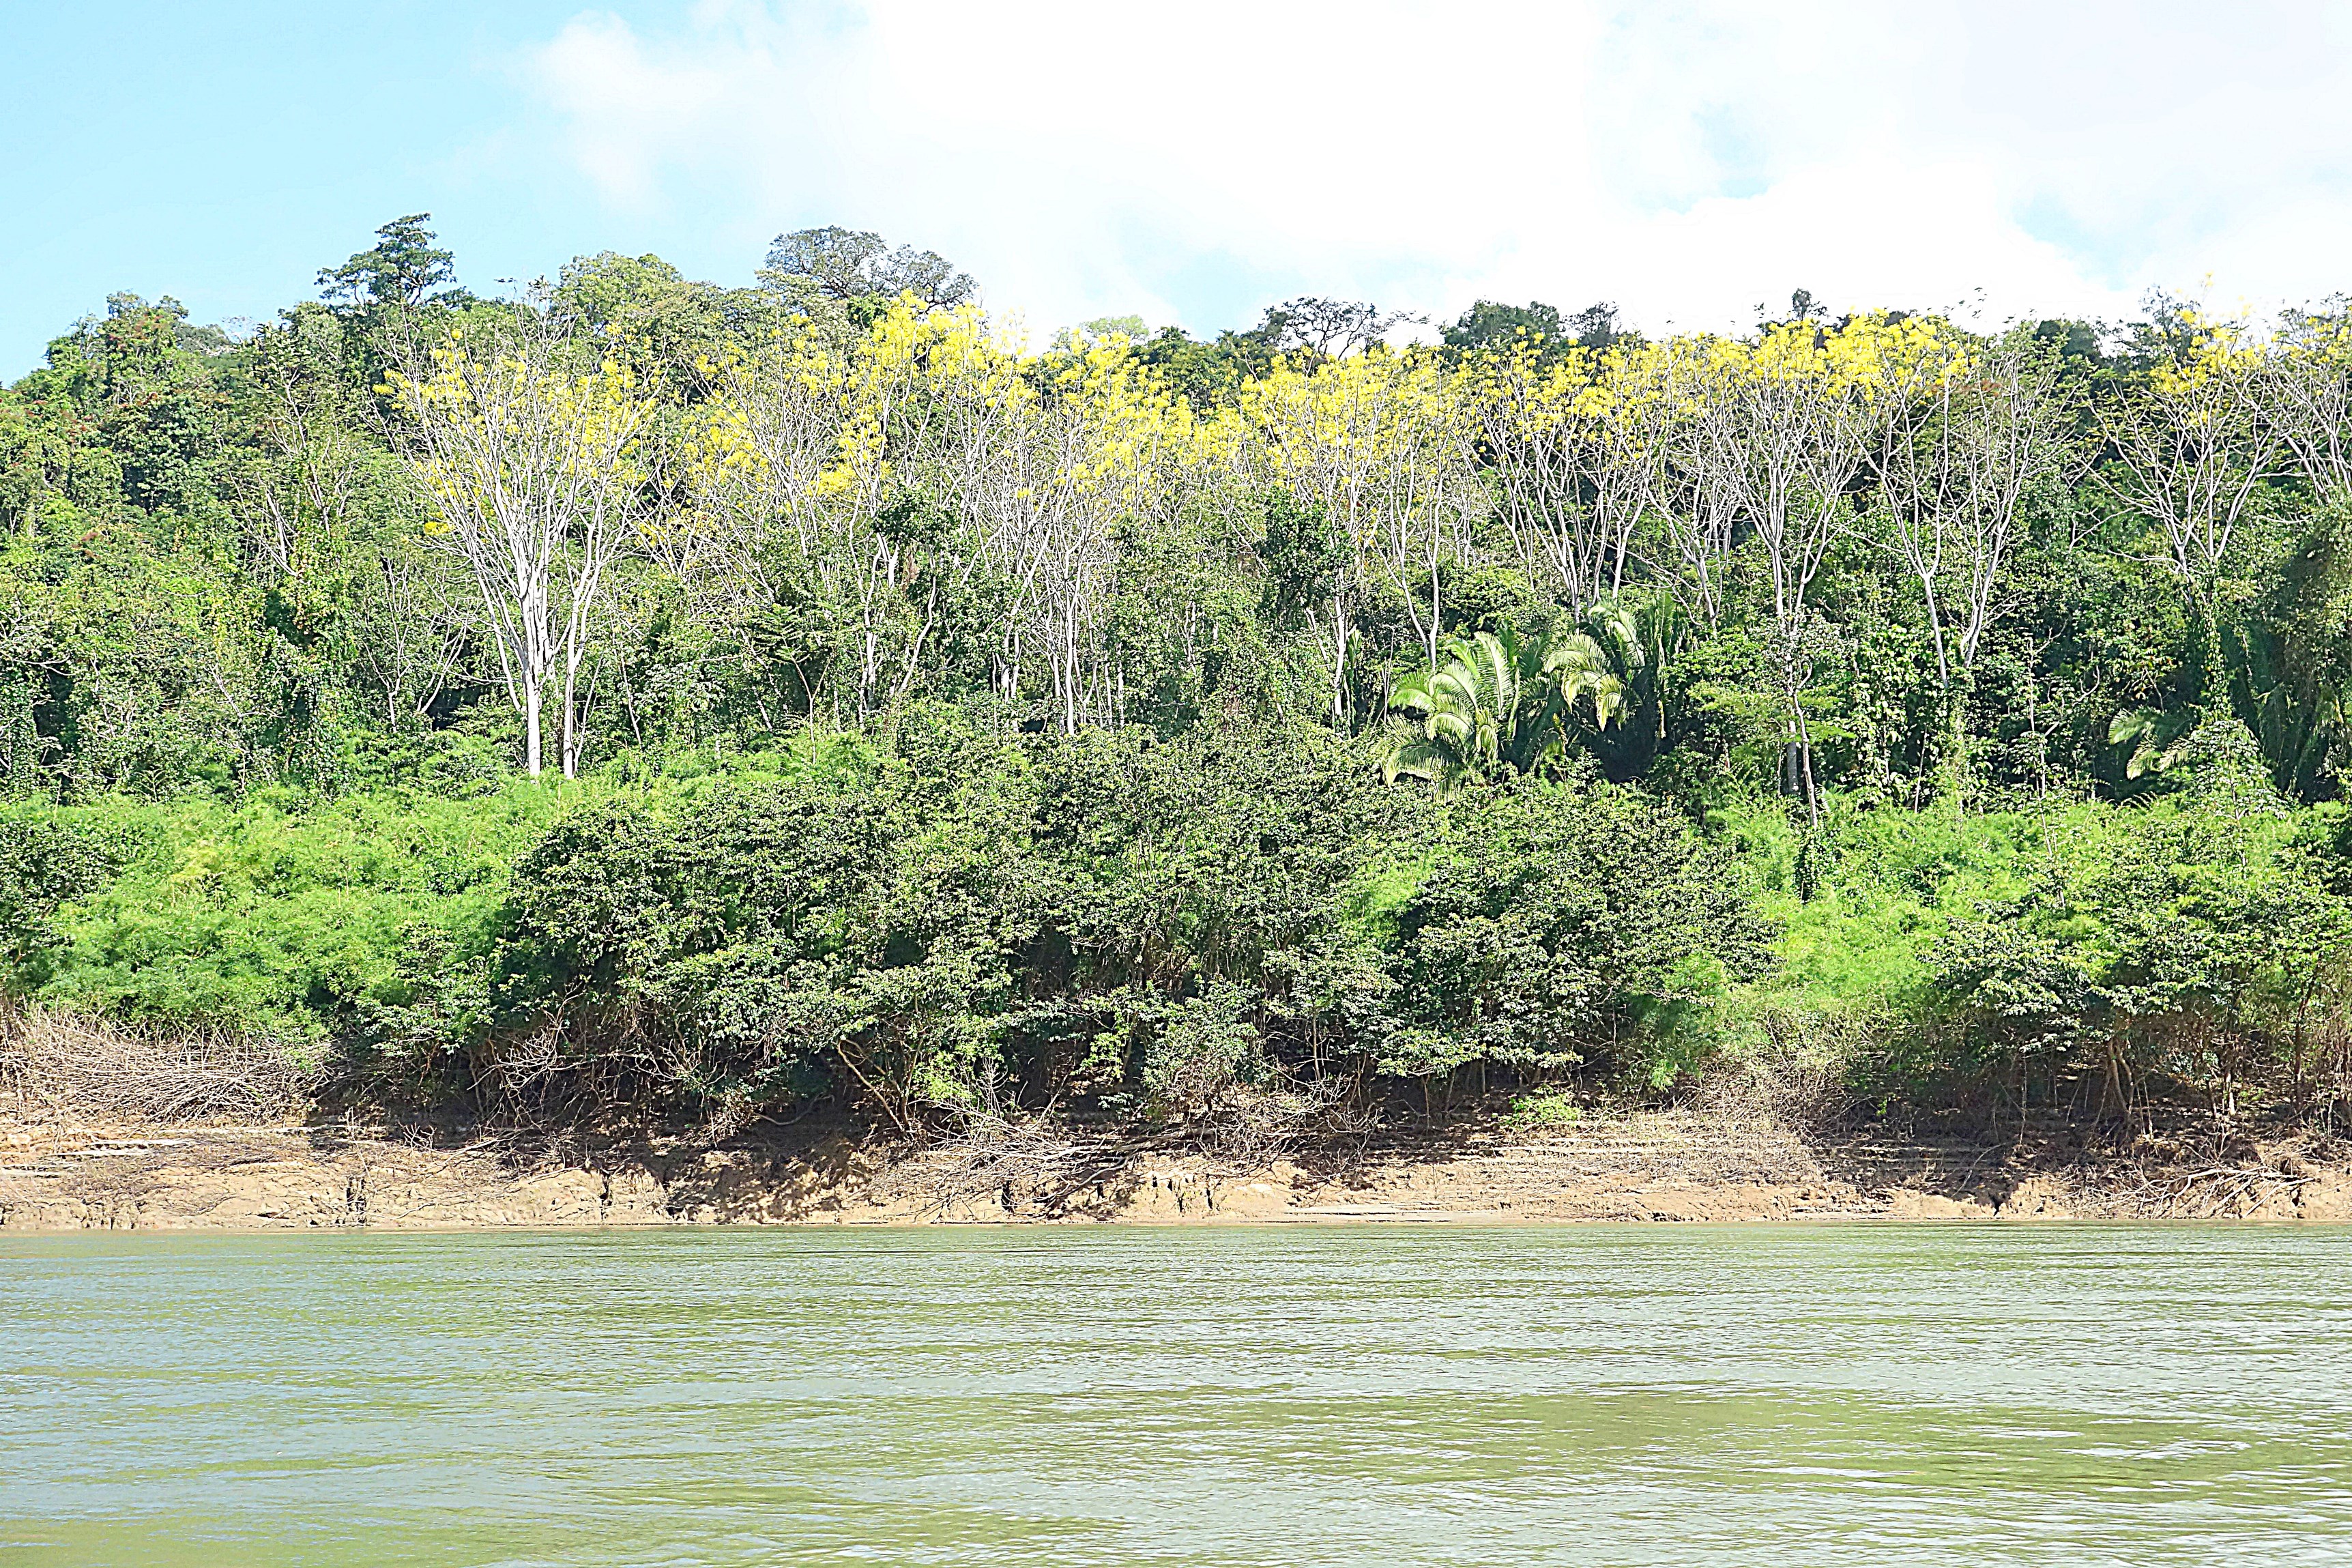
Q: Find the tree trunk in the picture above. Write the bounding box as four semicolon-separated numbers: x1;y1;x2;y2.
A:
560;651;587;779
2195;594;2228;718
522;673;543;777
1329;598;1352;728
1945;664;1973;814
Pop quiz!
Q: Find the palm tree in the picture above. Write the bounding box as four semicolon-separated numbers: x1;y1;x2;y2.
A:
1380;624;1624;798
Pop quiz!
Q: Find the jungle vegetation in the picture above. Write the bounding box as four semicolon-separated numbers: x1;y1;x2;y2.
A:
5;217;2351;1137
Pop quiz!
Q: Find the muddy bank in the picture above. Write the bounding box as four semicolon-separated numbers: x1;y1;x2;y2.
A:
6;1099;2350;1230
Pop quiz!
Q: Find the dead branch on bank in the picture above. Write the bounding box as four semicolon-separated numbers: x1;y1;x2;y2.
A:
0;1004;306;1126
2124;1162;2318;1219
879;1071;1378;1220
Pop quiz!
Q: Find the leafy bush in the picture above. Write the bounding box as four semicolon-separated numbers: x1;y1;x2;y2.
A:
1913;792;2352;1118
1140;979;1264;1118
18;785;565;1073
1382;780;1776;1087
22;716;2345;1135
1499;1088;1582;1130
0;813;124;981
493;757;1022;1127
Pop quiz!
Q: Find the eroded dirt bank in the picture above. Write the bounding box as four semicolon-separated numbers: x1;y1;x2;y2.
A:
6;1101;2350;1230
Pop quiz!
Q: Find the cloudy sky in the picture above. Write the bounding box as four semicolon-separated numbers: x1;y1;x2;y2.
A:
8;0;2351;372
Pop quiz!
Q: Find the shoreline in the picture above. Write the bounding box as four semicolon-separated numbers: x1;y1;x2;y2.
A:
7;1103;2349;1231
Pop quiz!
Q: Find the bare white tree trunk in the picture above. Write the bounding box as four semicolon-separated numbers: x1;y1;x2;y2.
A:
1688;328;1881;828
389;315;650;777
2100;329;2278;710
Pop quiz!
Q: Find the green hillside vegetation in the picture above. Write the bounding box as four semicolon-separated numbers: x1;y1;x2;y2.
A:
5;218;2351;1135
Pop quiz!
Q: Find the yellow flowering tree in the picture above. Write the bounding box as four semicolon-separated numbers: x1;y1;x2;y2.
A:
1459;336;1664;608
2100;310;2280;709
685;303;1223;730
1637;337;1741;628
1667;318;1914;825
1872;323;2076;799
1242;348;1473;719
386;320;654;776
2265;309;2352;506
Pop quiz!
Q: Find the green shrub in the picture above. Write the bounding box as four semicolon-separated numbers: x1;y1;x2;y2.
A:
1139;979;1266;1118
18;783;571;1072
0;812;125;983
1499;1088;1582;1130
1912;794;2352;1115
492;762;1018;1127
1382;779;1776;1086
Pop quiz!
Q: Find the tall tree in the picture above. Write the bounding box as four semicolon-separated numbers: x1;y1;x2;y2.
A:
1687;319;1900;826
318;214;470;319
2100;314;2280;712
387;319;654;776
1873;324;2077;800
757;227;974;325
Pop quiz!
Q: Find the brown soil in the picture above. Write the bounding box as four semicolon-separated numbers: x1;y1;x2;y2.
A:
7;1096;2349;1231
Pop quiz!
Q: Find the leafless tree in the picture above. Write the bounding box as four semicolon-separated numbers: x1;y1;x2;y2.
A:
1873;328;2078;797
2100;332;2280;706
2265;306;2352;506
388;317;652;775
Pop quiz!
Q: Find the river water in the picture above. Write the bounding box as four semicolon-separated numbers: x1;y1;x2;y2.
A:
2;1224;2349;1566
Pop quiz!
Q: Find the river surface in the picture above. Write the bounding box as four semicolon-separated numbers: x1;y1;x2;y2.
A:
3;1224;2349;1566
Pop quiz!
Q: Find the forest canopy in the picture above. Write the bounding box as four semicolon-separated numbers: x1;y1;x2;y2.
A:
5;218;2350;1135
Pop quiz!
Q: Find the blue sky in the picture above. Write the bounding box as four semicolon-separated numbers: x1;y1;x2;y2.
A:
4;1;743;373
9;1;2352;377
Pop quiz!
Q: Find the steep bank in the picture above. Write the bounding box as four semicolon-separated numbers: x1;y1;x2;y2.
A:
6;1098;2349;1230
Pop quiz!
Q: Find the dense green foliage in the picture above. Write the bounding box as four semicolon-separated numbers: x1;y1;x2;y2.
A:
7;220;2352;1130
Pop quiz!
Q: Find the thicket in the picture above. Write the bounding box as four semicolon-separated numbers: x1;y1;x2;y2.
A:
6;218;2352;1135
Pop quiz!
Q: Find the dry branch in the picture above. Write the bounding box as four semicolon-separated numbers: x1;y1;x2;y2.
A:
0;1004;305;1126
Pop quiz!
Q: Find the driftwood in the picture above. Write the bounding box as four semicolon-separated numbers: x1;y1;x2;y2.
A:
880;1074;1378;1220
2125;1163;2318;1219
0;1004;305;1126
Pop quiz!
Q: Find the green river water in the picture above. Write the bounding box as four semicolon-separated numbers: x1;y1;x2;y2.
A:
2;1223;2348;1566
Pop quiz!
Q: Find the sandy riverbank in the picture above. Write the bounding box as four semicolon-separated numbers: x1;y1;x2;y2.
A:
6;1099;2349;1230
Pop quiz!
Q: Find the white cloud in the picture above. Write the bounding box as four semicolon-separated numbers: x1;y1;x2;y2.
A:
528;0;2352;339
